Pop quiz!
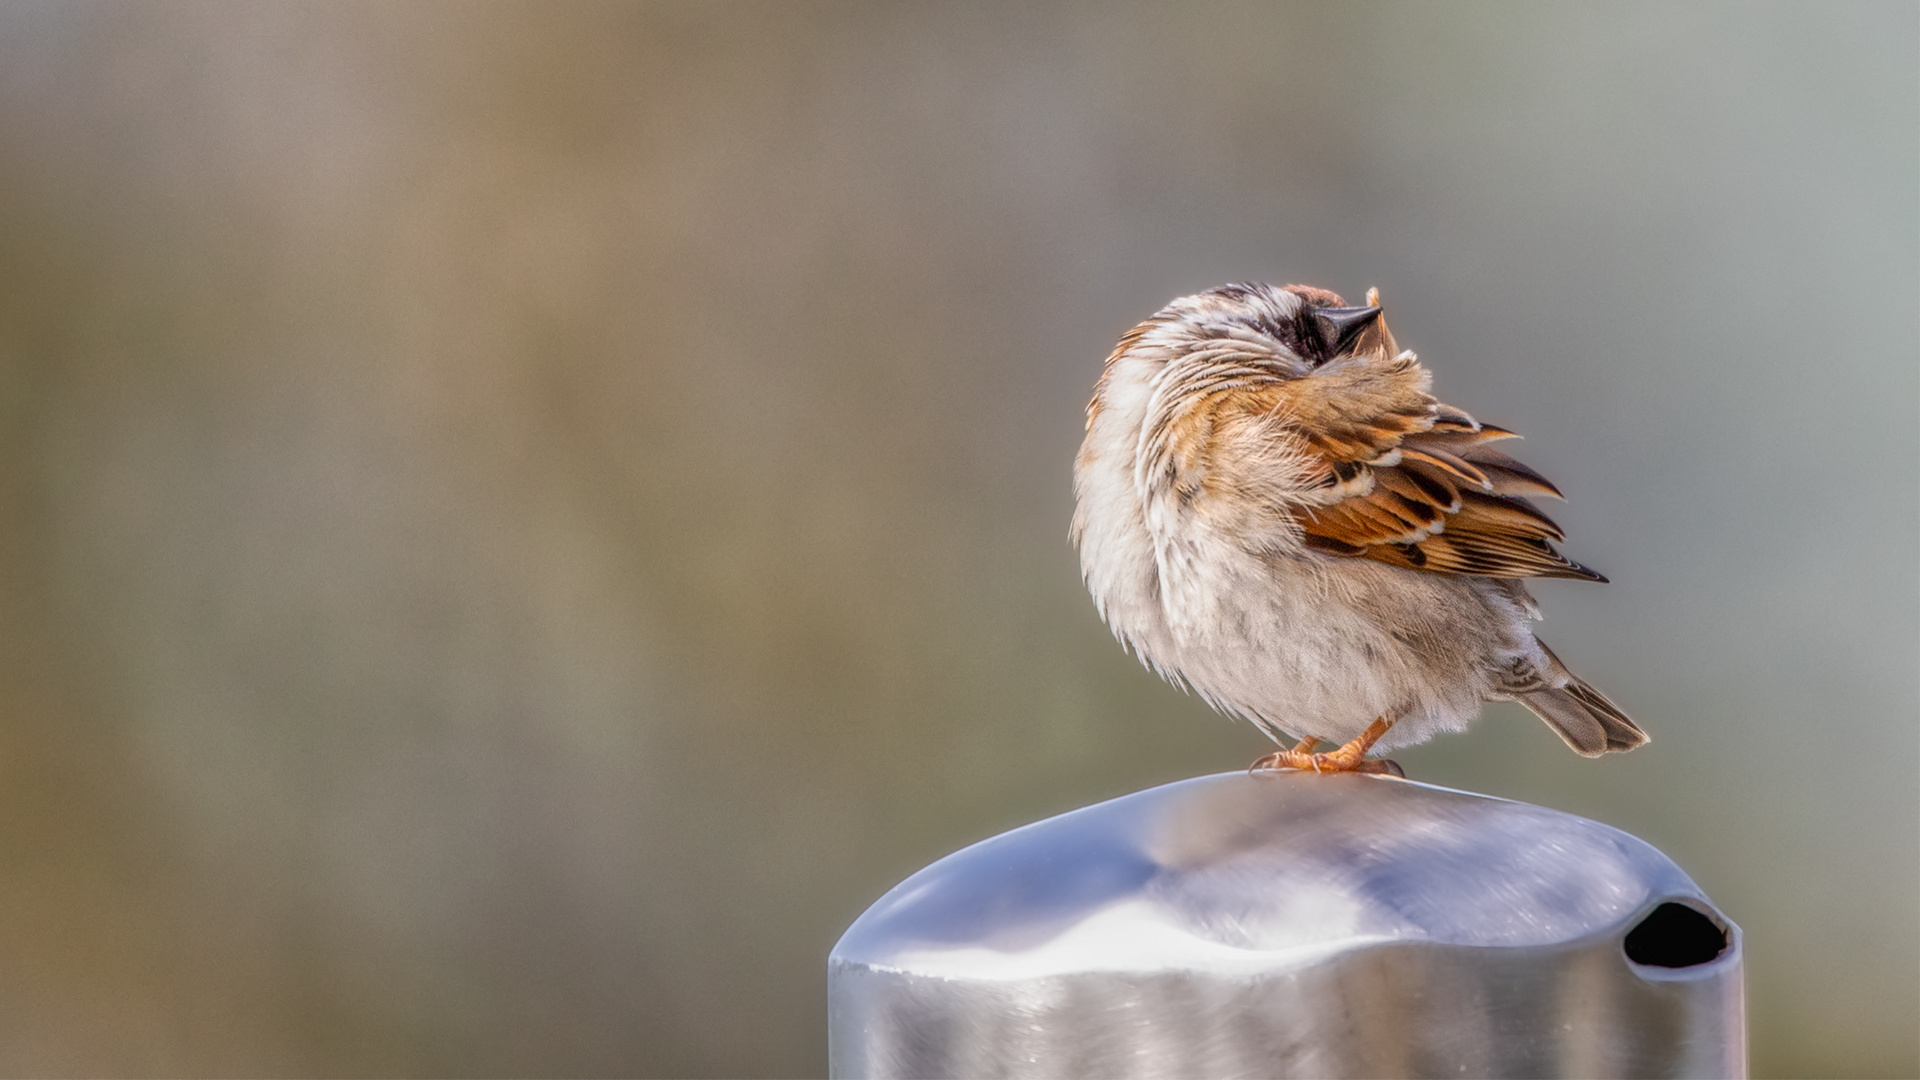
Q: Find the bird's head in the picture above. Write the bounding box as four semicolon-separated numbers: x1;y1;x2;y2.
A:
1129;282;1398;380
1085;282;1409;435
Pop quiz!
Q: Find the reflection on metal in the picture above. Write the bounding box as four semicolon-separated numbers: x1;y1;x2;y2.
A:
829;773;1744;1079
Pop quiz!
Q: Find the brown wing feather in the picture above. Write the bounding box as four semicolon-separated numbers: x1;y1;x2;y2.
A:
1473;460;1566;500
1272;349;1437;463
1253;339;1602;583
1373;463;1461;512
1293;399;1604;583
1399;446;1491;489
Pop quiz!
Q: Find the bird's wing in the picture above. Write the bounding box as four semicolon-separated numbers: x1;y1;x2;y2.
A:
1266;355;1602;582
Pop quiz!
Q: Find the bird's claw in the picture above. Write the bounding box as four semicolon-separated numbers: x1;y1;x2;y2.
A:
1249;750;1402;777
1248;719;1402;777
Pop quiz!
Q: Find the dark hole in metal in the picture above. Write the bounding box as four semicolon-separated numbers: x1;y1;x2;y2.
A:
1625;902;1727;968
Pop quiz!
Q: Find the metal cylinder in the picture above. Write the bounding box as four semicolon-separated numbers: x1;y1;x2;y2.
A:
829;772;1744;1079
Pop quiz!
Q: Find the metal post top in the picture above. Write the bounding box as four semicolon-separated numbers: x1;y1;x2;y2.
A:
831;771;1735;983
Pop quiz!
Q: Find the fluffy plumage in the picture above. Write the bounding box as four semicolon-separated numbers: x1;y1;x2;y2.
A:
1071;282;1645;759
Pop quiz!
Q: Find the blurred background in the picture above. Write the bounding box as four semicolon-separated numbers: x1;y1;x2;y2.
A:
0;1;1911;1076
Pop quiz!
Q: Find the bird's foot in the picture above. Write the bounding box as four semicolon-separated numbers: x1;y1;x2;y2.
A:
1250;719;1403;777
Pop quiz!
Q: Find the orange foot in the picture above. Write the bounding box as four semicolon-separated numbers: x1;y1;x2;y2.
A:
1250;719;1404;777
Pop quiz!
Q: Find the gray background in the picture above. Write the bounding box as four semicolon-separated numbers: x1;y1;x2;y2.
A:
0;2;1912;1076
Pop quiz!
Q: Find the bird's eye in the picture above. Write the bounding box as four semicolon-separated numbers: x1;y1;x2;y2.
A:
1252;316;1327;367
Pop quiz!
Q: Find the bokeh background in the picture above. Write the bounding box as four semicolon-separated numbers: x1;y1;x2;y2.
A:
0;1;1912;1076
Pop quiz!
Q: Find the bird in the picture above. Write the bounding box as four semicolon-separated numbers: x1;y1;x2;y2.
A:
1070;282;1646;775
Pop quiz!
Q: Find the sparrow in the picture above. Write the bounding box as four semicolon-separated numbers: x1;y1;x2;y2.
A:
1071;282;1646;775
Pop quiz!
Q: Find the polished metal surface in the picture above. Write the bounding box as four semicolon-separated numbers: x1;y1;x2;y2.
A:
829;772;1744;1079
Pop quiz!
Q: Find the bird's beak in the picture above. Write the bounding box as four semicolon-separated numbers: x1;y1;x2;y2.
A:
1316;305;1384;357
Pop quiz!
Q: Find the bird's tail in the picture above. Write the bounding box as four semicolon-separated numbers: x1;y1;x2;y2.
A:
1516;642;1647;757
1518;676;1647;757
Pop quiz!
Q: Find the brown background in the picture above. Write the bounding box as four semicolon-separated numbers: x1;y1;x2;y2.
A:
0;2;1913;1076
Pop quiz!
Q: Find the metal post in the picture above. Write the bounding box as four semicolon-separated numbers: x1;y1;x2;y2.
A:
829;773;1744;1079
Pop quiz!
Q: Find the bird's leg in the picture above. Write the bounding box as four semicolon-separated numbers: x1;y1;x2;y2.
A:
1317;718;1392;770
1249;719;1400;776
